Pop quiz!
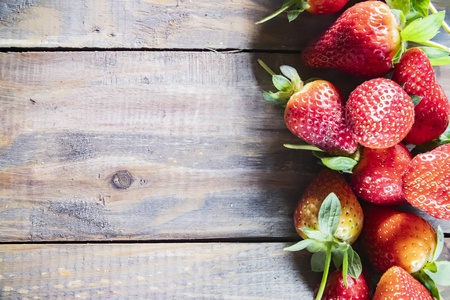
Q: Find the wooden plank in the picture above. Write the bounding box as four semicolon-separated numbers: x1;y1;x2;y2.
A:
0;0;449;50
0;240;449;299
0;242;320;299
1;51;450;242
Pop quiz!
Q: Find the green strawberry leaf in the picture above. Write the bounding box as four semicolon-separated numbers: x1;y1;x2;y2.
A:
386;0;412;16
272;74;292;92
414;269;443;300
401;11;446;43
283;239;317;252
287;9;302;22
410;94;423;106
418;46;450;65
307;241;327;253
432;226;444;262
332;248;344;270
346;246;363;279
262;90;291;106
300;227;327;241
318;193;342;239
412;0;430;17
425;261;450;286
311;250;327;272
312;151;357;173
280;65;302;90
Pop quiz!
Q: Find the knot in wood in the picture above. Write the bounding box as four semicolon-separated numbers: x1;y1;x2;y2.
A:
111;170;134;189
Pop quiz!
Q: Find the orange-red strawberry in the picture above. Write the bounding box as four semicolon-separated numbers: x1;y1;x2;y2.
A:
259;61;357;155
350;143;412;205
361;205;437;274
392;48;450;145
301;1;401;78
403;143;450;220
294;168;363;244
315;270;371;300
345;78;414;149
373;266;433;300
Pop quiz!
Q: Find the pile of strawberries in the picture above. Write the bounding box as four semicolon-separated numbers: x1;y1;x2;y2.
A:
258;0;450;299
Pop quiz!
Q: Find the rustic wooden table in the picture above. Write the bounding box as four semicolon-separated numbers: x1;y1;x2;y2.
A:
1;0;450;299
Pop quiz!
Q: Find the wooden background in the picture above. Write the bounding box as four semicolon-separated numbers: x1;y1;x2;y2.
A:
0;0;450;298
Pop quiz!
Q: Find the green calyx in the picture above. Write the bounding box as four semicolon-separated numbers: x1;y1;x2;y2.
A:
388;0;450;65
256;0;309;24
412;226;450;300
258;59;303;107
284;193;363;300
284;144;360;173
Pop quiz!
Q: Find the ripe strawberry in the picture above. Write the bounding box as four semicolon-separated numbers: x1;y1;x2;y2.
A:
259;61;357;155
403;143;450;220
256;0;349;24
345;78;414;149
315;270;371;300
373;266;433;300
392;48;450;145
294;168;363;244
350;143;412;205
301;1;401;78
286;168;364;300
360;205;436;274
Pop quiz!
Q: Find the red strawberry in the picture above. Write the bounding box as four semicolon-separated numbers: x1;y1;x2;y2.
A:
315;270;371;300
294;168;363;244
392;48;450;145
345;78;414;149
350;143;412;205
301;1;401;78
259;61;357;155
256;0;349;24
403;143;450;220
373;266;433;300
361;205;436;274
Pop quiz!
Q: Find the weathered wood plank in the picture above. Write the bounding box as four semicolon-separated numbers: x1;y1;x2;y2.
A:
0;240;449;299
1;51;450;241
0;0;449;50
0;242;320;299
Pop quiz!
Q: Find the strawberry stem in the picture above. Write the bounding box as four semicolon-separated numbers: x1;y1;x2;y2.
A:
256;0;297;24
419;39;450;52
429;2;450;34
258;59;277;76
315;243;332;300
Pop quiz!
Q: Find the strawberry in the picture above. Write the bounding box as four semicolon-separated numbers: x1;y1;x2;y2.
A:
285;168;364;300
315;270;371;300
392;47;450;145
345;78;414;149
301;1;401;78
259;61;357;155
300;1;448;78
403;143;450;220
256;0;349;24
361;205;436;274
350;143;412;205
373;266;433;300
294;168;363;244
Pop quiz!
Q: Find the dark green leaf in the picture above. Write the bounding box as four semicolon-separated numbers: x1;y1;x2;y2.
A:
320;156;357;173
410;94;423;106
332;249;344;270
311;251;327;272
401;12;446;43
425;261;450;286
318;193;341;239
300;228;327;241
414;270;442;300
287;10;302;22
346;247;362;279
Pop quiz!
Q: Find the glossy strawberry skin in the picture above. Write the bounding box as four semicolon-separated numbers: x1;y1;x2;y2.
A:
350;143;412;205
345;78;414;149
361;206;436;274
307;0;348;15
285;80;357;155
392;48;450;145
301;1;401;78
373;266;433;300
403;143;450;220
294;168;363;244
315;270;371;300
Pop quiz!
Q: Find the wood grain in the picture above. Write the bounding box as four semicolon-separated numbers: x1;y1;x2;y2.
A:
0;242;320;299
0;241;449;299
